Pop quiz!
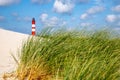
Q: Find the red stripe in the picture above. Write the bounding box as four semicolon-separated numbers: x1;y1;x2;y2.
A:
32;21;35;24
32;27;35;28
32;31;35;35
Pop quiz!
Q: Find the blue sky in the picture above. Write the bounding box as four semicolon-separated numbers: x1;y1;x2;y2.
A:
0;0;120;34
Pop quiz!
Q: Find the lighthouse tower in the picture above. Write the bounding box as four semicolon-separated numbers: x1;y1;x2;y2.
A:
32;18;36;36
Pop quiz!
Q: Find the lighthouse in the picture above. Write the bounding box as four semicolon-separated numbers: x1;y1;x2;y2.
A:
32;18;36;36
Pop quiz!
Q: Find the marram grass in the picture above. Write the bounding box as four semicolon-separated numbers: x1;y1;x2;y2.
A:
9;29;120;80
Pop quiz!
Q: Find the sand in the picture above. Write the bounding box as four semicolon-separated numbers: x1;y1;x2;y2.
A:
0;29;29;79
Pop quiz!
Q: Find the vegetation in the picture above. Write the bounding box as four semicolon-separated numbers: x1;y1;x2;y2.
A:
13;29;120;80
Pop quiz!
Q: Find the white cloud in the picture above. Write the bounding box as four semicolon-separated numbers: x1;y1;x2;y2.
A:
80;13;88;19
40;13;66;27
31;0;51;4
16;17;21;21
113;27;120;33
14;16;32;22
80;6;104;20
24;16;31;22
94;0;104;5
80;22;93;26
114;27;120;30
40;13;48;22
0;16;5;21
46;16;59;26
112;5;120;12
47;16;67;27
117;21;120;26
87;6;104;14
40;13;59;27
0;0;19;6
53;0;74;14
73;0;89;3
62;21;67;26
113;0;120;5
12;12;18;17
106;14;117;23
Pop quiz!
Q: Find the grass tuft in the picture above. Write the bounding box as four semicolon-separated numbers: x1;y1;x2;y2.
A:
14;29;120;80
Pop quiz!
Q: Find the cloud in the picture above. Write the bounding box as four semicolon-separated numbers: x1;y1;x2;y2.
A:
0;16;5;21
87;6;105;14
46;16;59;26
48;17;67;27
117;22;120;26
53;0;74;14
40;13;66;27
18;16;32;22
114;27;120;30
31;0;51;4
23;16;32;22
80;22;93;26
112;0;120;5
0;0;19;6
73;0;89;3
106;14;117;23
80;6;104;20
40;13;48;22
12;12;19;17
40;13;58;27
80;13;89;19
94;0;105;5
106;14;120;28
11;12;31;22
112;5;120;13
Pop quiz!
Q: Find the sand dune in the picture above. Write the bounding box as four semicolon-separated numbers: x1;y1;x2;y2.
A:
0;29;29;79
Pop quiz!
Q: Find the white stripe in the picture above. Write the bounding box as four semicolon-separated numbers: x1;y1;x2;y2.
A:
32;24;35;27
32;29;35;31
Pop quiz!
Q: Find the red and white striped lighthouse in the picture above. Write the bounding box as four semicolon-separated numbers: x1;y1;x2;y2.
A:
32;18;36;36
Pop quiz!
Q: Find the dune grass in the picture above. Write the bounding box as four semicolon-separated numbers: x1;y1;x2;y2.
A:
15;29;120;80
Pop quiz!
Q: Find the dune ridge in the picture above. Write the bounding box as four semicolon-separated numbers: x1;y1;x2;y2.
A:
0;29;29;79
